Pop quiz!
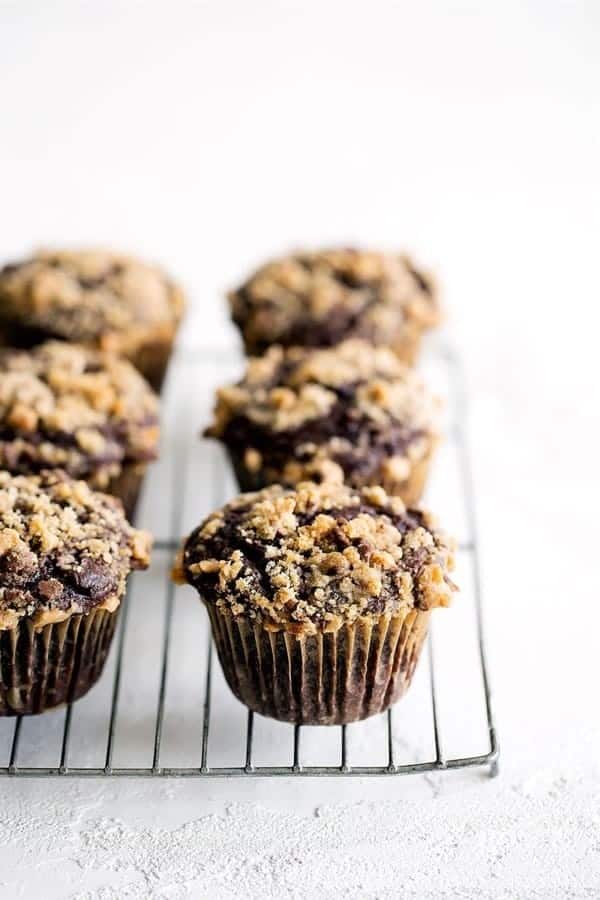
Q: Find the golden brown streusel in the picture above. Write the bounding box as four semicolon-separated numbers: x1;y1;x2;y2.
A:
0;470;151;627
177;481;456;635
205;340;438;498
0;341;159;486
229;248;439;357
208;340;437;435
0;249;185;357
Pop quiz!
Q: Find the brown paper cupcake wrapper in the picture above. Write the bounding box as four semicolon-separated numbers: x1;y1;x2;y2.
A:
0;606;120;716
206;605;430;725
105;463;147;522
127;335;177;394
379;447;435;507
229;452;270;494
229;447;434;508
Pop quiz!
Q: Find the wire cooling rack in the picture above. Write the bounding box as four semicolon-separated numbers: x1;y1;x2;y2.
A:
0;344;498;778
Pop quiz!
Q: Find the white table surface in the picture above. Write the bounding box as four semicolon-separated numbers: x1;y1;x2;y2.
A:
0;2;599;897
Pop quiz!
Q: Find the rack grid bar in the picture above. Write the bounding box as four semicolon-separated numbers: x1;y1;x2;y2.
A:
340;725;349;773
0;752;498;778
103;583;132;774
444;347;499;776
293;726;302;772
59;704;73;773
245;711;255;772
428;629;445;769
386;710;395;771
8;717;21;773
152;591;174;771
200;636;213;773
0;345;499;780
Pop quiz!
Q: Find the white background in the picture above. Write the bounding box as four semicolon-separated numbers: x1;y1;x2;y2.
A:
0;1;599;897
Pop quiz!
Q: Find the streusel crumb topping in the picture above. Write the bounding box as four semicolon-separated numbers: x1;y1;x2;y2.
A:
0;342;159;485
177;481;456;635
208;340;437;435
206;340;438;491
0;249;185;353
229;248;439;354
0;470;151;627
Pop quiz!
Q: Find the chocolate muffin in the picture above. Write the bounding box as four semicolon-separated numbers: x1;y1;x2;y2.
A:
0;470;151;715
0;249;185;391
206;339;439;505
0;341;160;520
174;481;456;725
229;248;439;363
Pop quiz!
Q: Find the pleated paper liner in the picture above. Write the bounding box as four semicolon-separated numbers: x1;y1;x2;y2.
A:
105;463;147;523
206;605;431;725
0;606;120;716
128;333;178;394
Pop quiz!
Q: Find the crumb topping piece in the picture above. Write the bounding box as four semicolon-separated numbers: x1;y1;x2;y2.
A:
178;481;456;635
229;248;439;354
0;470;151;627
208;340;437;434
0;341;159;485
206;339;438;489
0;249;185;353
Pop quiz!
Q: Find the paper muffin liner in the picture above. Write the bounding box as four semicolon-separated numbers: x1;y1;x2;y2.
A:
128;333;177;394
379;447;435;507
0;606;120;716
229;445;434;508
105;463;147;522
206;604;430;725
229;451;269;494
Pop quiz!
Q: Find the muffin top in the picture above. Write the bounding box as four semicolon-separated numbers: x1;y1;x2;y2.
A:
177;481;456;635
0;341;160;487
229;248;438;354
206;339;438;486
0;470;151;629
0;249;185;354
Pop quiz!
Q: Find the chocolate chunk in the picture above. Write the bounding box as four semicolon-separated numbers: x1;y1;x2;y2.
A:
71;558;115;599
37;579;63;601
0;548;38;584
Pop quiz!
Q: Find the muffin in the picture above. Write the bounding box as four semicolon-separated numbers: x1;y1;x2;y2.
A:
174;481;456;725
0;249;185;391
0;341;160;520
0;470;151;715
206;339;439;505
229;248;439;363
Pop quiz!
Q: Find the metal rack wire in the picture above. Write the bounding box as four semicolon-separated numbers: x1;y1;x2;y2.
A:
0;345;498;778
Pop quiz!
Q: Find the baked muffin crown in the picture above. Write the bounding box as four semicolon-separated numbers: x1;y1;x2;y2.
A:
229;248;439;354
0;248;185;353
208;339;437;435
0;470;151;628
177;481;456;635
206;339;438;495
0;341;160;484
